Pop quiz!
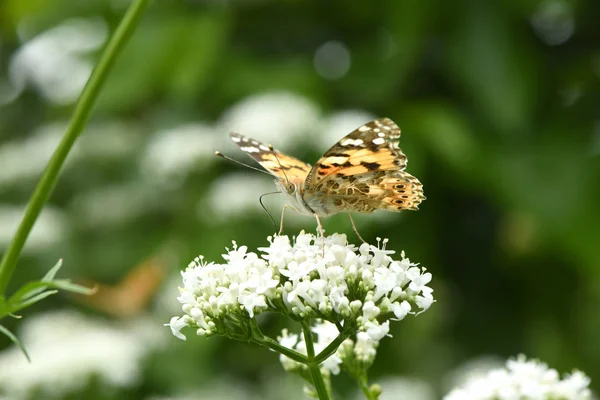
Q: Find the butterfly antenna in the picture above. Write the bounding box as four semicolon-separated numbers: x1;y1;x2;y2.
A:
215;151;272;176
259;191;280;230
268;144;291;185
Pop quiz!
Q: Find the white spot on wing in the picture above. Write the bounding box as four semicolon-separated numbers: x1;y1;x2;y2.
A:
358;125;370;132
241;146;260;153
340;138;364;146
231;136;241;143
372;137;385;145
378;132;385;137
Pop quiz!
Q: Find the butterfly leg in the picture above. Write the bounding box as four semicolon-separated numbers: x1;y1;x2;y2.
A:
314;213;326;256
278;204;290;235
347;212;367;244
314;213;325;238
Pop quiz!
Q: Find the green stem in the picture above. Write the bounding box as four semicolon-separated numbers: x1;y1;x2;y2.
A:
313;331;350;364
248;319;308;363
0;0;151;294
302;322;331;400
359;375;373;400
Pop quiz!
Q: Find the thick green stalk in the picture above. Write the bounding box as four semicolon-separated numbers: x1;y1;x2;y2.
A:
0;0;151;294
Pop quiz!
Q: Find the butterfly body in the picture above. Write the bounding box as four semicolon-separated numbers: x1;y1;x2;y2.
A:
229;118;425;219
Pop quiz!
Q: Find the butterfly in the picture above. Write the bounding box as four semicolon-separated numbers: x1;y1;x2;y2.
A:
227;118;425;241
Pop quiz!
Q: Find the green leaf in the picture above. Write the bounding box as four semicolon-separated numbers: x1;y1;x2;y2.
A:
43;279;95;295
0;325;30;362
8;259;92;306
41;258;63;282
8;290;58;314
9;280;55;304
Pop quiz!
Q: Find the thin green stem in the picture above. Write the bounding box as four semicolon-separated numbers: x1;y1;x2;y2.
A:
248;319;308;363
302;322;331;400
314;331;350;364
359;375;373;400
0;0;151;294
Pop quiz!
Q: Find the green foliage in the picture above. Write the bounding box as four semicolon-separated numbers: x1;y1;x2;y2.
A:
0;0;598;398
0;259;93;360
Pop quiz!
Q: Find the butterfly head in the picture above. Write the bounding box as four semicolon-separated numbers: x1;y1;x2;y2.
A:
277;179;298;195
274;178;316;216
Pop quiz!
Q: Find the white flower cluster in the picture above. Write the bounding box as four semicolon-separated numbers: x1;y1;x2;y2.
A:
0;311;166;399
168;232;434;348
444;354;592;400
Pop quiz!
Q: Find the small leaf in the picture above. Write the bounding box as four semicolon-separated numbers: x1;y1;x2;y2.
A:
45;280;95;295
42;259;63;282
9;259;65;303
9;290;58;313
9;281;56;304
0;325;30;362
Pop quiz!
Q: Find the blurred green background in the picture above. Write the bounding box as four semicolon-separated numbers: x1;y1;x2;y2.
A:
0;0;598;399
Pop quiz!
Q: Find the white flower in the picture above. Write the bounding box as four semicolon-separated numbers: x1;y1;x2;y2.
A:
0;123;63;188
170;232;433;342
317;110;377;150
7;18;107;105
444;354;592;400
353;376;437;400
219;92;321;150
70;182;162;229
166;316;188;341
203;173;284;222
0;205;68;253
0;121;140;189
140;123;223;188
0;311;166;399
354;331;378;363
390;301;412;320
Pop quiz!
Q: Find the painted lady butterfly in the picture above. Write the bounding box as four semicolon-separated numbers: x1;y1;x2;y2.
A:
227;118;425;239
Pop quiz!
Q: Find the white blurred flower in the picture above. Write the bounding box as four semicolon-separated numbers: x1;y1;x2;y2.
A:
70;182;164;229
0;120;139;189
140;123;223;188
317;110;377;149
313;41;351;80
219;92;321;150
444;354;592;400
531;0;575;46
77;120;143;160
0;310;166;399
351;376;436;400
444;355;504;391
6;18;107;105
0;123;63;188
145;377;286;400
202;172;305;225
0;205;67;253
203;172;278;220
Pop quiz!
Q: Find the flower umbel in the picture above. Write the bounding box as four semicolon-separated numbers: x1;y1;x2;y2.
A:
169;232;433;343
444;354;592;400
168;232;434;400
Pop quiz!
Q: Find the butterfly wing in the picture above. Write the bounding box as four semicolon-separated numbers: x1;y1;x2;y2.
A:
303;118;425;215
229;133;311;185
